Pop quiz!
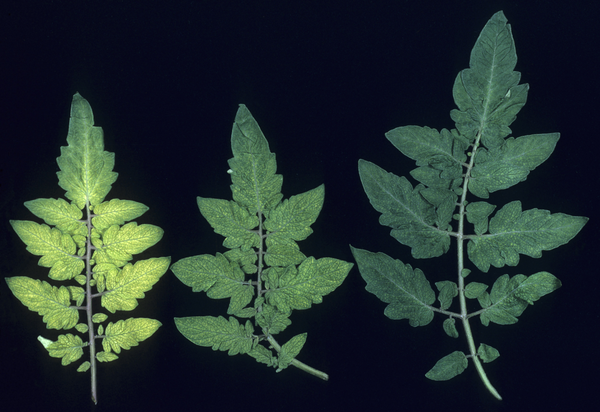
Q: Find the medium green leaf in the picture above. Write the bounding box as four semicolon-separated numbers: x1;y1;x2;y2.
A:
91;199;149;230
358;160;450;259
228;105;283;213
248;345;277;367
102;318;162;354
102;257;170;313
228;152;283;214
174;316;255;356
468;201;589;272
351;247;435;326
197;198;260;250
264;257;352;315
24;198;83;233
98;222;164;265
6;277;79;329
38;334;85;365
264;241;306;267
171;253;254;314
277;333;307;372
9;220;84;280
264;184;324;242
77;361;91;372
96;351;119;362
425;351;468;381
56;93;118;209
479;272;561;326
469;134;560;198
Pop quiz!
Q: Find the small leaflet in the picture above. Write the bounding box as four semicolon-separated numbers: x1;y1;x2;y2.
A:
77;361;91;372
478;343;500;363
443;318;459;338
425;351;468;381
96;351;119;362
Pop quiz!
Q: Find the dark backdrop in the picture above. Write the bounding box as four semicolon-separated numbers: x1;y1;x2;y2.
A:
1;1;596;411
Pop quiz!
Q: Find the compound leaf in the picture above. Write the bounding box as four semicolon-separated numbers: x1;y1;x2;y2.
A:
351;247;435;326
102;318;162;354
468;201;589;272
6;277;79;329
425;351;468;381
102;257;170;313
174;316;255;356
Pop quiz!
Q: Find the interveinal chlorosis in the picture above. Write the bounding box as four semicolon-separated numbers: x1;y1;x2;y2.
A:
6;93;170;404
351;11;588;400
172;104;353;380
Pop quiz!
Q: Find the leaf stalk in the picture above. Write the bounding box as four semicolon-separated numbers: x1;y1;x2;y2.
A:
457;132;501;400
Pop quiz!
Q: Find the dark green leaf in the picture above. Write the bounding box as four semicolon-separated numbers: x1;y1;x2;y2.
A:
468;201;589;272
351;247;435;326
358;160;451;259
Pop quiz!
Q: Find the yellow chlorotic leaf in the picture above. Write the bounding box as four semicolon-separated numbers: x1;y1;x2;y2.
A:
39;334;85;365
6;277;79;329
101;257;170;313
102;318;162;354
10;220;84;280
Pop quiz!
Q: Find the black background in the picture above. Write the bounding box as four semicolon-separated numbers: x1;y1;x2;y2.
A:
1;1;597;411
